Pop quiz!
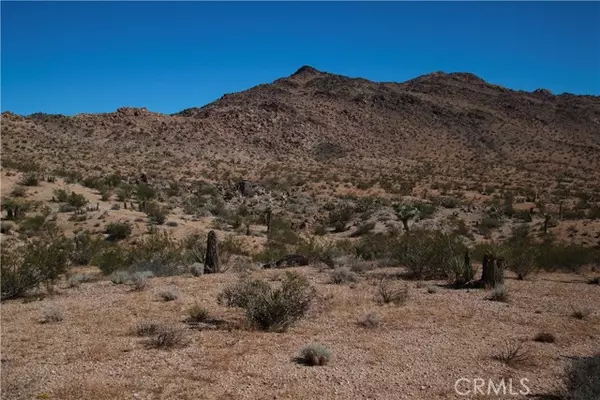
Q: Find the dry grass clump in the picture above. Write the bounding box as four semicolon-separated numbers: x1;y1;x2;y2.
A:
358;312;381;329
158;287;180;302
146;326;187;349
39;307;64;324
376;277;409;305
185;303;210;324
493;339;531;367
329;267;359;284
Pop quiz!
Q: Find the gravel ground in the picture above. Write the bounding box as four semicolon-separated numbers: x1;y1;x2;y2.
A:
2;267;599;400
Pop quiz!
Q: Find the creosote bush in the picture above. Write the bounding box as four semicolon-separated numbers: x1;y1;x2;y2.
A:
105;221;133;241
297;344;332;366
1;234;73;300
218;272;316;332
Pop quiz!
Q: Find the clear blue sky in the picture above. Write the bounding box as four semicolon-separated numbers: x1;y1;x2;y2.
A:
2;1;599;116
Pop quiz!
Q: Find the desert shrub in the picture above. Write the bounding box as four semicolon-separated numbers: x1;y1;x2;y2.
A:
20;172;39;186
355;233;398;261
297;344;331;366
185;303;210;324
219;234;250;266
129;271;152;291
1;235;73;300
562;352;600;400
110;270;130;284
128;232;185;276
376;277;409;305
478;216;503;235
488;285;509;302
39;307;64;324
503;226;539;279
533;332;556;343
350;221;376;237
19;215;47;236
414;202;437;219
218;272;316;332
71;231;105;265
572;307;592;320
94;245;129;275
135;184;156;202
115;183;134;202
358;312;381;328
67;192;88;209
397;229;467;279
218;276;268;303
329;267;359;284
68;273;95;287
146;326;186;349
447;254;477;287
437;196;460;209
135;321;161;337
51;188;66;202
493;339;531;367
145;201;168;225
158;287;180;301
105;221;133;241
328;204;354;232
535;241;593;273
254;217;301;263
1;221;13;234
11;186;27;197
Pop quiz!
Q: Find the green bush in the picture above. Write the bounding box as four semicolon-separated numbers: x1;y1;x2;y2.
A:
19;172;39;186
72;231;105;265
145;201;168;225
53;188;69;203
67;192;88;209
328;205;354;232
128;232;185;276
94;245;129;275
105;221;133;241
398;229;467;279
218;272;316;332
563;352;600;400
355;233;398;261
1;235;73;300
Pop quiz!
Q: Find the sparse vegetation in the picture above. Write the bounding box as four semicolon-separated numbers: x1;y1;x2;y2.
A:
533;332;556;343
218;272;316;332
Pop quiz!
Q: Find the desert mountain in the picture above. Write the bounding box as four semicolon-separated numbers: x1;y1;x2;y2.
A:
2;66;600;182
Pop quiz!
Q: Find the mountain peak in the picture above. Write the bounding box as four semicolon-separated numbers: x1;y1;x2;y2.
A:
292;65;322;76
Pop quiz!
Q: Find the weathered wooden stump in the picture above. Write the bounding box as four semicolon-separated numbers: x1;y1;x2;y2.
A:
204;230;220;273
481;253;504;289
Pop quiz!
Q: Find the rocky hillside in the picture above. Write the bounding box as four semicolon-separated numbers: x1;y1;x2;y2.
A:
2;66;600;182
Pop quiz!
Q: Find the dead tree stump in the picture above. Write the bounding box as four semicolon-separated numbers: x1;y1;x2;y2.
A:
481;253;505;288
204;230;220;273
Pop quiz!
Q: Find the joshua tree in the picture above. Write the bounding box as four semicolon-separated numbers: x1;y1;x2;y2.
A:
393;203;420;232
